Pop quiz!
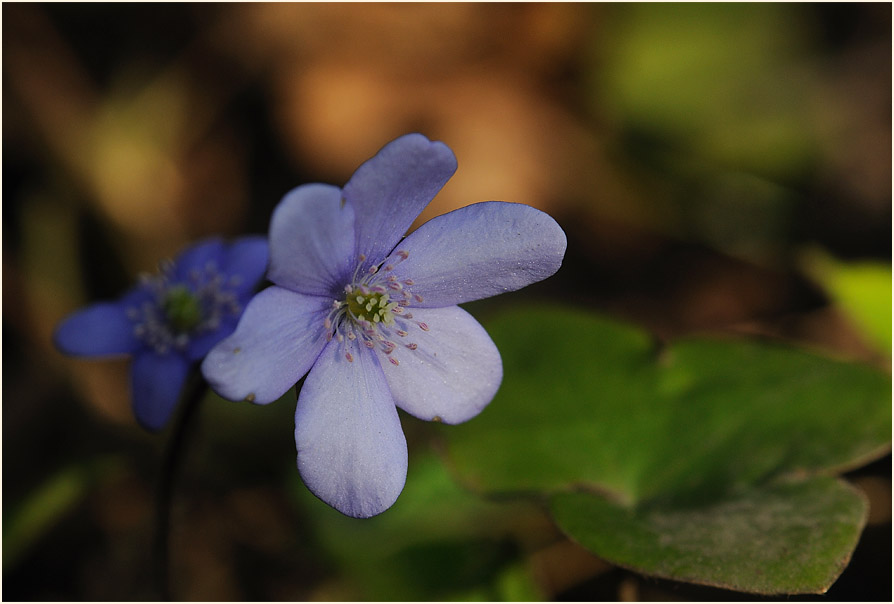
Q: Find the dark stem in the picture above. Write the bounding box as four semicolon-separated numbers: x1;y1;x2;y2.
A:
154;370;208;601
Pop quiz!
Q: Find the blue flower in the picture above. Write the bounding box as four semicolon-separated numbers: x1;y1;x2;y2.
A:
202;134;567;517
55;237;269;431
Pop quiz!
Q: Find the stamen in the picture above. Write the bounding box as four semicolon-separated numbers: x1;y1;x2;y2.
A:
330;252;431;366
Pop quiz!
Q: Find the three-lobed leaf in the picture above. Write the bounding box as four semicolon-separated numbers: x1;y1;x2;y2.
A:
446;306;891;593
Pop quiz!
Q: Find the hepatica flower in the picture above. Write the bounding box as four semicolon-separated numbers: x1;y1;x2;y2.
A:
55;237;268;431
202;134;566;518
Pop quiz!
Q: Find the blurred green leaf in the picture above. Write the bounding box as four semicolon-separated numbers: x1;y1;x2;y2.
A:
291;451;543;601
598;3;818;178
805;252;892;356
3;457;124;569
551;477;867;595
445;306;891;593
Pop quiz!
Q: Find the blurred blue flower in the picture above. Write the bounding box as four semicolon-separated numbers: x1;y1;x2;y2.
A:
202;133;567;517
55;237;269;431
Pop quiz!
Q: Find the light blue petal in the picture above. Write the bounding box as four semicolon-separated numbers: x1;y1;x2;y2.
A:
222;236;269;297
54;302;141;357
295;341;408;518
382;306;502;424
343;133;456;270
268;184;356;297
131;350;191;431
201;286;330;404
174;238;226;280
391;201;567;307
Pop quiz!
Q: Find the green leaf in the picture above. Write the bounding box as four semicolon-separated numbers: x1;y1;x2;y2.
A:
805;252;892;356
448;307;890;503
445;306;891;593
551;477;867;595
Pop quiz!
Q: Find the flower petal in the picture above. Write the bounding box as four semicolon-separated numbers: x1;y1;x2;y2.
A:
343;133;456;269
201;286;330;404
185;315;238;361
54;302;142;357
295;341;408;518
174;238;226;280
268;184;356;297
382;306;502;424
391;201;567;307
131;350;191;431
222;236;269;297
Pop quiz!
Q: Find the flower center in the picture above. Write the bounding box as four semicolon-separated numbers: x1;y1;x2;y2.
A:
324;249;428;365
345;290;397;326
163;285;203;333
129;259;242;355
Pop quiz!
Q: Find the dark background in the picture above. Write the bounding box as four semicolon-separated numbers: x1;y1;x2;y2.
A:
3;3;890;600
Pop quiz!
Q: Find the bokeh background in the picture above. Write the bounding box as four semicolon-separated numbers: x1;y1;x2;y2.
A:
3;3;890;600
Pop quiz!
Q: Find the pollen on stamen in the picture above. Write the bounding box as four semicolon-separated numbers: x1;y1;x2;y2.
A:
417;322;429;331
389;357;400;366
406;342;418;350
403;279;414;286
414;294;424;303
396;329;408;337
345;352;354;362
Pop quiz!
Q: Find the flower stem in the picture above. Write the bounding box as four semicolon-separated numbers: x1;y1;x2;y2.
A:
154;370;208;600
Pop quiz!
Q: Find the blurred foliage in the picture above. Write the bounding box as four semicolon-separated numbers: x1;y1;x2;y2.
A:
3;2;890;601
290;451;546;601
3;457;126;570
597;3;818;179
805;251;892;356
